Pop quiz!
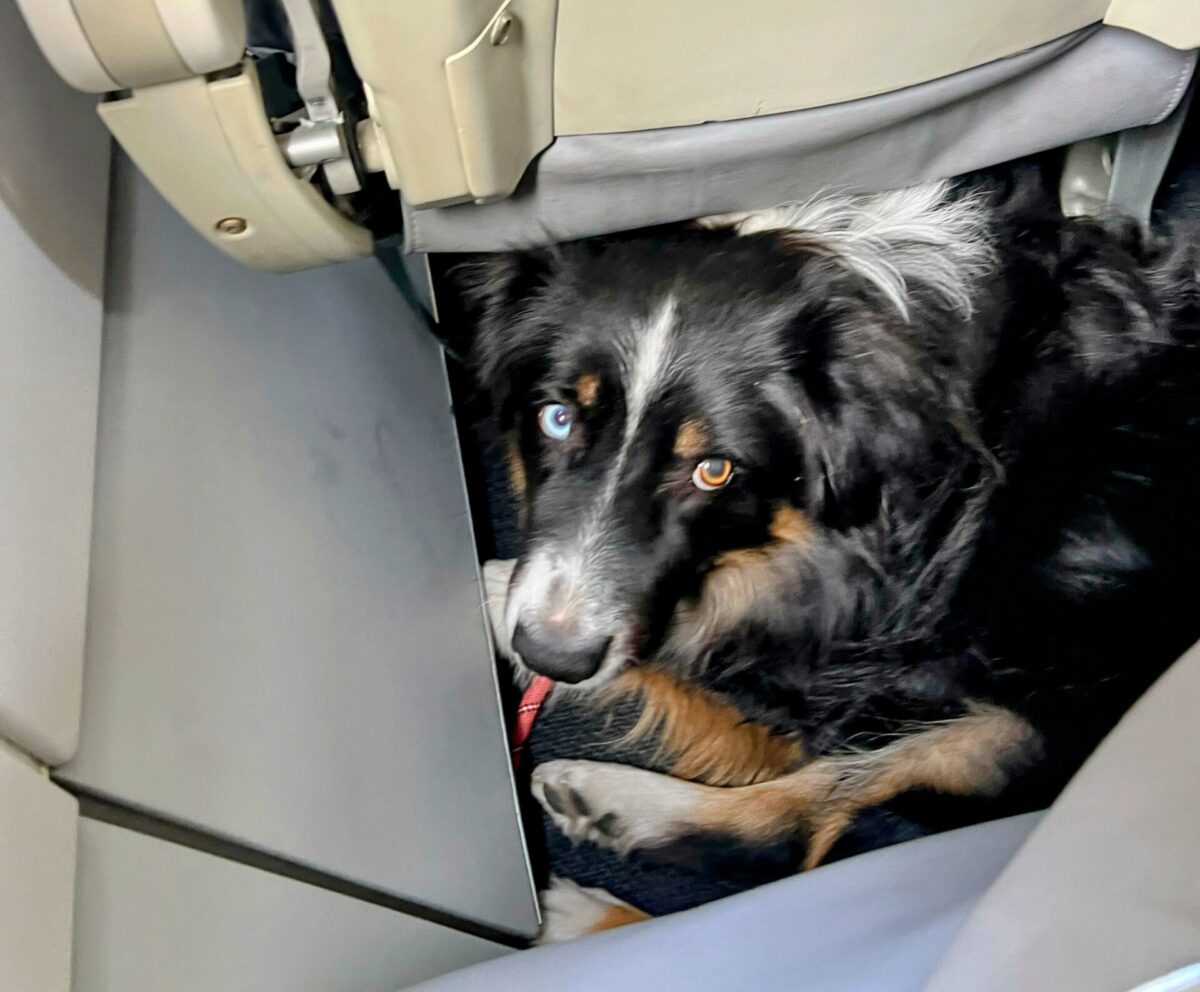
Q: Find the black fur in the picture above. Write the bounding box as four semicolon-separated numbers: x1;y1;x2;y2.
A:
468;181;1200;841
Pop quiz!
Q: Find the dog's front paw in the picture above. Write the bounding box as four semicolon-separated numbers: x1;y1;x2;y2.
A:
536;876;648;944
531;759;705;856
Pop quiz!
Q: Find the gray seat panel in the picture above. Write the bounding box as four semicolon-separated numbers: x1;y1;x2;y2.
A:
404;26;1196;252
923;641;1200;992
73;818;511;992
407;813;1042;992
56;158;538;937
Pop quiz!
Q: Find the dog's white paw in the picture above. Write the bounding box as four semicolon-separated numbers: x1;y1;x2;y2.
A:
536;876;647;944
531;759;705;855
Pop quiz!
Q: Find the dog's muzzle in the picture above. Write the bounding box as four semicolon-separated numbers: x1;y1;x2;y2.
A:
511;624;612;683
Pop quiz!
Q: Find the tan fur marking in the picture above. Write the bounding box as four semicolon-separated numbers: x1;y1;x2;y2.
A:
769;505;811;544
690;705;1040;868
693;763;836;845
589;903;651;933
713;505;810;572
780;233;838;257
673;419;709;459
575;373;601;408
506;438;527;498
612;668;804;787
667;504;812;659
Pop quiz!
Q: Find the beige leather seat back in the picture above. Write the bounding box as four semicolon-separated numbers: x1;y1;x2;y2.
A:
13;1;1200;266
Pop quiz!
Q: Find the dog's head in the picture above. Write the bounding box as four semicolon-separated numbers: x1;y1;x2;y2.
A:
468;184;994;685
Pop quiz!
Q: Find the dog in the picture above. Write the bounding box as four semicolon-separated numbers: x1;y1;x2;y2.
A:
466;177;1200;938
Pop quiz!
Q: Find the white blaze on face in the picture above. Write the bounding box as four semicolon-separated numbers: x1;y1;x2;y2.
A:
505;295;679;664
607;293;678;502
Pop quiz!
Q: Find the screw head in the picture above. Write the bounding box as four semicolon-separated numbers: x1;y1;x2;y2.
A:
489;13;514;45
215;216;248;236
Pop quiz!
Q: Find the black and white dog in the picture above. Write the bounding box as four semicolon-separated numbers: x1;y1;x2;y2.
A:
468;178;1200;935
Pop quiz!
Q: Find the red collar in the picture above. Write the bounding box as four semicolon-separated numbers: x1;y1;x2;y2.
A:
510;675;555;769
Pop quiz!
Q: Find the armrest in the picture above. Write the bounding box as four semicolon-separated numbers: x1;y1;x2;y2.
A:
923;641;1200;992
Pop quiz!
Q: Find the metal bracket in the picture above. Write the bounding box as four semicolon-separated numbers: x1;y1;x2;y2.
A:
277;0;361;195
1060;76;1196;229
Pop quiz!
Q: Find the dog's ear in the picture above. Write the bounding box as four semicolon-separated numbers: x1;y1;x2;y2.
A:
459;251;556;430
777;264;949;528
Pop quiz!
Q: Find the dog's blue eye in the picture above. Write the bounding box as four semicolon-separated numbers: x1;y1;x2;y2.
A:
538;403;575;441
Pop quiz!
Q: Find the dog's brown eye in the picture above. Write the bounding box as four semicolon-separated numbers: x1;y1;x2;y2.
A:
692;458;734;491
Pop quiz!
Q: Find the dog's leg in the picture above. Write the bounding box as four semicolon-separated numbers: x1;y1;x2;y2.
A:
602;504;810;788
790;703;1042;867
537;877;651;944
533;758;733;856
608;667;805;786
533;704;1040;867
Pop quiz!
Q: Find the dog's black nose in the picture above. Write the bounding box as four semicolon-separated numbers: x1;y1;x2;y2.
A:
511;624;612;683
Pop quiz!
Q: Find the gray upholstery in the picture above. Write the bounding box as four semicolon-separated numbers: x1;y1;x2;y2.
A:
403;25;1196;253
405;813;1042;992
411;640;1200;992
72;818;511;992
55;160;538;937
922;641;1200;992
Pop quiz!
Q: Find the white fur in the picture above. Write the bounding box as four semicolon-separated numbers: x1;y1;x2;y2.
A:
501;545;630;686
699;181;995;322
482;558;534;687
503;297;680;685
612;295;678;482
536;877;642;944
532;758;707;855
